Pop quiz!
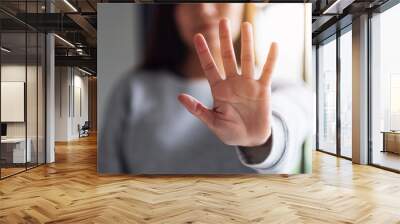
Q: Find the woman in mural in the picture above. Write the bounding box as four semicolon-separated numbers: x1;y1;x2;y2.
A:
99;3;313;174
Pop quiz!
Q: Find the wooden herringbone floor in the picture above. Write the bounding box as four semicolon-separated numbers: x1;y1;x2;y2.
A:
1;134;400;224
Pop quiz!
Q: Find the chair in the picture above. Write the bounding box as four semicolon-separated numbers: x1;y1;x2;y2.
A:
78;121;90;138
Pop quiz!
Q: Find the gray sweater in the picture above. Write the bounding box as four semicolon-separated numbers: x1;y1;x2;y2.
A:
98;70;313;174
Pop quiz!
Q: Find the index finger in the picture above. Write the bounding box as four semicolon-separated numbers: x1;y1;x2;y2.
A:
193;33;222;87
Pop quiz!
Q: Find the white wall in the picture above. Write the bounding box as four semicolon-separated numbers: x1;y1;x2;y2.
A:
55;67;89;141
55;66;69;141
1;65;37;137
255;3;309;82
1;66;26;130
97;3;142;132
71;73;89;138
1;63;46;163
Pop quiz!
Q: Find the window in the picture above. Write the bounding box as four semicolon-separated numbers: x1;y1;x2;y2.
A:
317;37;337;154
339;29;352;158
370;2;400;171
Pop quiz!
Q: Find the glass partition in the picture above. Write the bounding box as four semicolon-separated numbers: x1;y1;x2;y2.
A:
1;31;28;177
27;30;38;169
38;32;45;165
0;1;46;179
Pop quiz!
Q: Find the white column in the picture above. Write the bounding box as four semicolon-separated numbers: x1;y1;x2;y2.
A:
45;0;55;163
352;14;369;164
46;32;55;163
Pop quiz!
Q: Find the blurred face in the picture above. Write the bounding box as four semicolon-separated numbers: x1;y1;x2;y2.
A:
175;3;245;52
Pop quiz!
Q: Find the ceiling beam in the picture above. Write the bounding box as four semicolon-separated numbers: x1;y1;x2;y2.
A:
55;55;96;70
67;13;97;42
322;0;356;14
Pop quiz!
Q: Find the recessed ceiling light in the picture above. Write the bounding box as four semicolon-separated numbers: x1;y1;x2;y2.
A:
322;0;354;15
63;0;78;12
1;47;11;53
54;34;75;48
77;67;93;76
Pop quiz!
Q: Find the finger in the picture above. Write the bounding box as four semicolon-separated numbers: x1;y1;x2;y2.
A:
193;34;222;87
177;93;215;129
241;22;255;78
219;18;238;78
260;42;278;86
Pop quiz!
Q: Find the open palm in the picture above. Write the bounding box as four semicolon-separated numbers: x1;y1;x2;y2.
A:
178;18;278;147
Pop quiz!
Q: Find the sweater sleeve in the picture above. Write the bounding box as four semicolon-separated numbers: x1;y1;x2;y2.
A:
97;75;132;174
236;79;314;174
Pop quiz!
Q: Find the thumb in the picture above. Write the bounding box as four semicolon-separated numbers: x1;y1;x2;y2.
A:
177;93;215;128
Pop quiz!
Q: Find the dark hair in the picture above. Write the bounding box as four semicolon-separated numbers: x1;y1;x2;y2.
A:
140;5;187;76
140;4;254;77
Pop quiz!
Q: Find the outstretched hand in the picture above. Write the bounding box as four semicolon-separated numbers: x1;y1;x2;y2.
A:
178;18;278;147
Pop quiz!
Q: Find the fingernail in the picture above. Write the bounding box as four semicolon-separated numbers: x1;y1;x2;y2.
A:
221;17;229;25
243;22;252;31
194;36;208;54
177;94;184;103
192;101;202;115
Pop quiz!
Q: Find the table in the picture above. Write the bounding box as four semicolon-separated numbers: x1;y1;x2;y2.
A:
1;138;31;163
381;131;400;154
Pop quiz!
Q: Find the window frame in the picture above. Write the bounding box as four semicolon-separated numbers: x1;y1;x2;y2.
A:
315;24;352;161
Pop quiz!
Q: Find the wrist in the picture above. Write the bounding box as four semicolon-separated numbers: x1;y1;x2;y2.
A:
241;127;272;148
237;131;274;164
